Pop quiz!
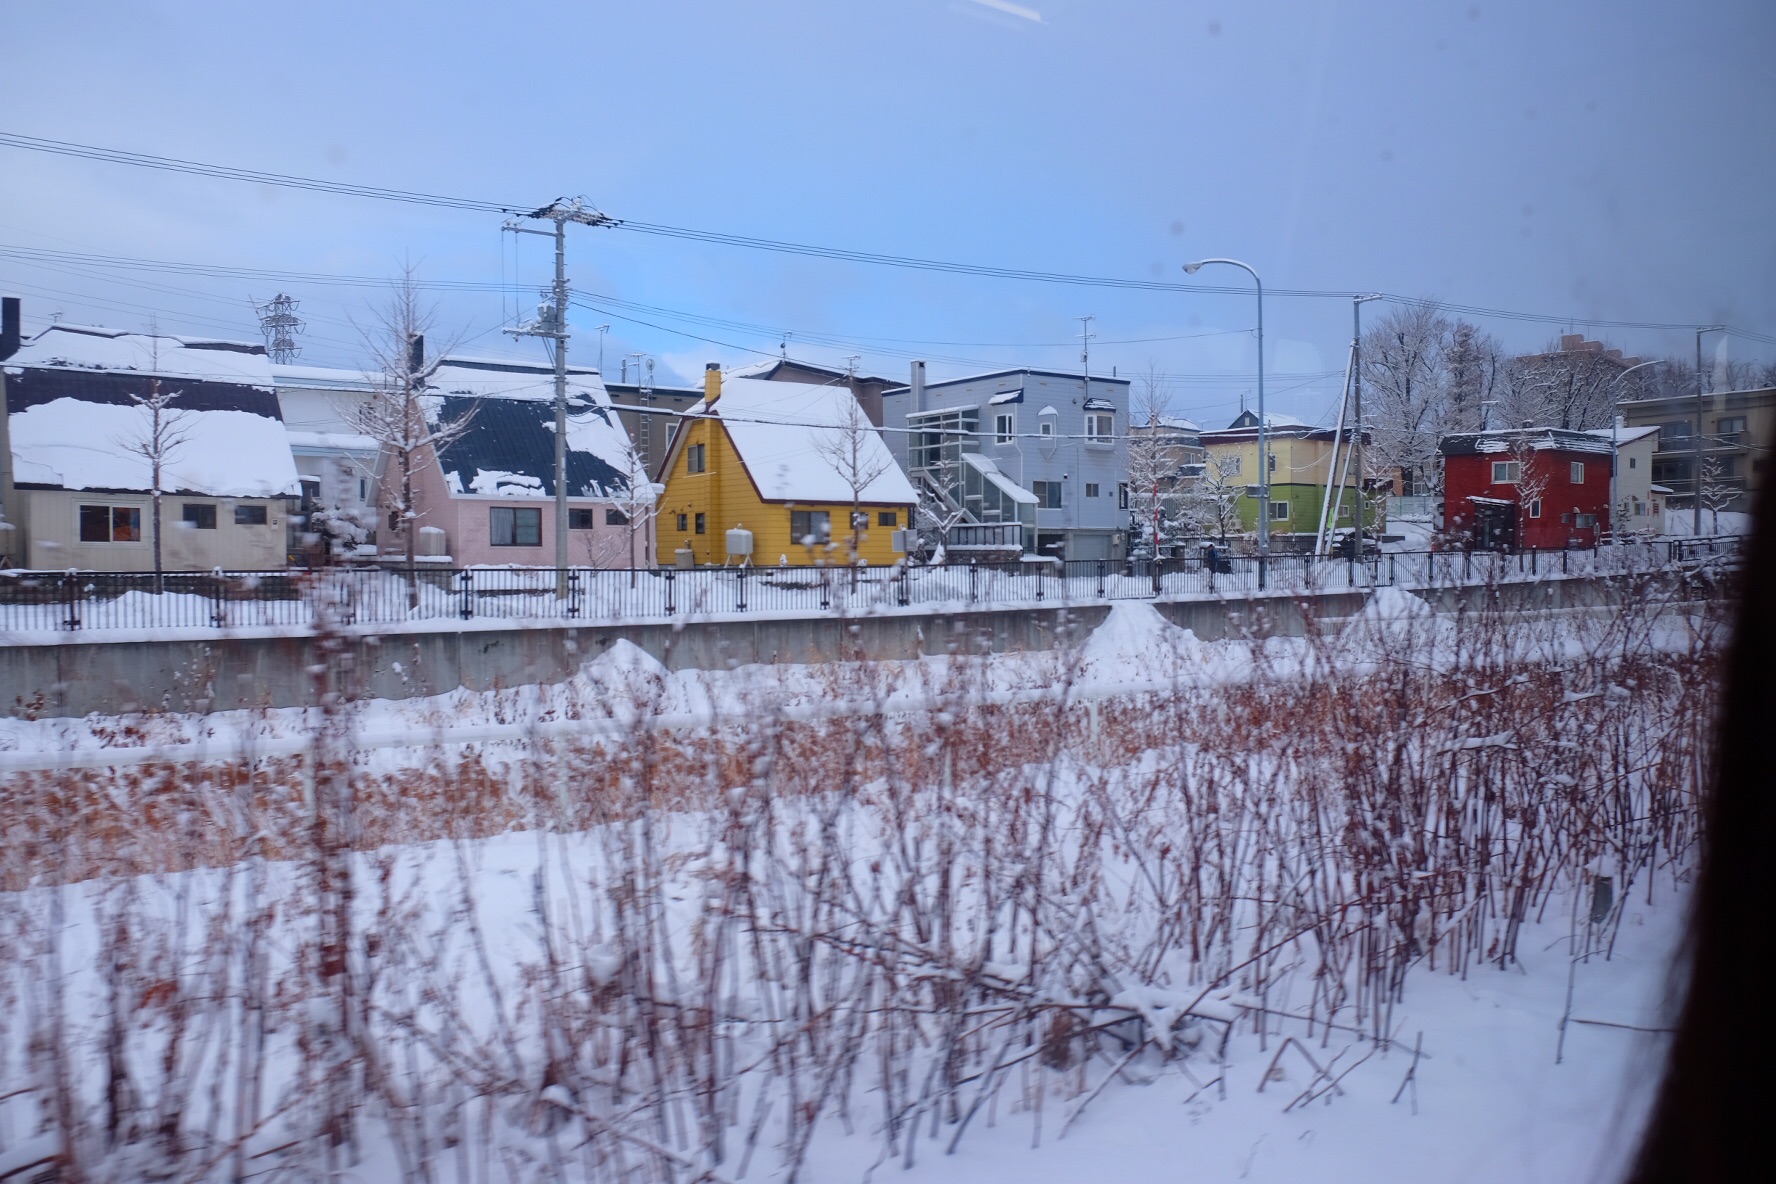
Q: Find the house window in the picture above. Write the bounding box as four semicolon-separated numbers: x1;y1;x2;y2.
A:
1085;483;1100;498
78;504;142;543
1570;461;1585;484
1529;498;1543;519
676;513;688;532
569;508;595;529
1268;453;1277;474
694;513;706;535
791;509;831;544
1031;480;1062;509
686;443;707;474
1040;420;1054;437
490;506;542;546
1575;513;1597;529
1492;461;1522;484
1227;455;1243;475
1085;412;1113;443
235;504;269;526
1718;416;1746;437
995;413;1014;445
606;508;630;526
1118;482;1129;509
1629;456;1637;469
181;503;218;530
1269;499;1290;521
877;510;897;527
359;477;368;500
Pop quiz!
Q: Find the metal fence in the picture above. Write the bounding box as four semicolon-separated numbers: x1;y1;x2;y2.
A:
0;538;1738;635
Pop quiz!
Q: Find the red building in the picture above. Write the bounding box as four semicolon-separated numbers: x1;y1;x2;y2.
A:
1439;429;1615;550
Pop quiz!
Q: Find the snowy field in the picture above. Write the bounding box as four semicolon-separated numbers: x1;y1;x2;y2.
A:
0;591;1723;1183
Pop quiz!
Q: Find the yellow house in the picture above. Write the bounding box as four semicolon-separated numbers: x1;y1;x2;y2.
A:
654;364;918;567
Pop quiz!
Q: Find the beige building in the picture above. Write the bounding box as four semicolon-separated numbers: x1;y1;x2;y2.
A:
1;319;300;571
1585;424;1664;536
1620;386;1773;513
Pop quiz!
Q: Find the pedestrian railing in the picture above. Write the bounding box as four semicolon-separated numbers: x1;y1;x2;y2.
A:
0;538;1738;635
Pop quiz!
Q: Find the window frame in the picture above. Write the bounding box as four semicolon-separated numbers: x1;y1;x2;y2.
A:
1529;498;1543;519
686;442;707;474
490;505;543;547
1084;482;1100;498
78;502;143;544
605;508;630;526
234;504;269;526
1085;412;1113;444
791;509;832;544
694;512;707;535
1570;461;1585;484
568;508;596;530
994;412;1014;445
1491;460;1522;484
181;502;218;530
675;513;688;533
876;510;897;527
1269;499;1290;522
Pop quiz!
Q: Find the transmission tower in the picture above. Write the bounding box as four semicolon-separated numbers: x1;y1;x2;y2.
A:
253;293;304;363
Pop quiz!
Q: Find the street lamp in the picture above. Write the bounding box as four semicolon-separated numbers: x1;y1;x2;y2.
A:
1693;326;1727;536
1608;357;1663;545
1183;258;1267;583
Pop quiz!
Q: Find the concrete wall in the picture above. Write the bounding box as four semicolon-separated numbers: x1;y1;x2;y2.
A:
1;589;1378;719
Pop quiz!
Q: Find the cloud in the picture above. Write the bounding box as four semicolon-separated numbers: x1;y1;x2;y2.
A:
965;0;1044;24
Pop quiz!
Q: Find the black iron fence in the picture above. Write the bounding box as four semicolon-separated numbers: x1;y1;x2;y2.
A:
0;538;1737;635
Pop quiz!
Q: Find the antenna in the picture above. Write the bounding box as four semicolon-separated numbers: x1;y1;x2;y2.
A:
781;330;793;359
253;293;304;363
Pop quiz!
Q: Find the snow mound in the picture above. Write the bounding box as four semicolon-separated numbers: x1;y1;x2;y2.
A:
1076;602;1205;686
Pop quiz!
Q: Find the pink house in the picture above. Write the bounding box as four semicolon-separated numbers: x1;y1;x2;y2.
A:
403;357;654;568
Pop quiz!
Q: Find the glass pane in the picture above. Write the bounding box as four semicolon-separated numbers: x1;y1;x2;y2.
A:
112;506;141;542
79;504;111;542
515;509;542;546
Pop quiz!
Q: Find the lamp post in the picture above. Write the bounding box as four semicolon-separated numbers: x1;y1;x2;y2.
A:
1183;258;1266;584
1693;326;1726;536
1607;357;1663;544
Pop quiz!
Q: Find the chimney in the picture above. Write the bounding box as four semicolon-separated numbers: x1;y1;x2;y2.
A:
408;333;425;375
0;297;19;362
910;359;926;414
704;361;722;406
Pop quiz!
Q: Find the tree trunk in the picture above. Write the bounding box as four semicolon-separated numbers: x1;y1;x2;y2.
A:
401;449;417;610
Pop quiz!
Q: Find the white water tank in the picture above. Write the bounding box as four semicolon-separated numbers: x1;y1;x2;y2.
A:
726;526;754;558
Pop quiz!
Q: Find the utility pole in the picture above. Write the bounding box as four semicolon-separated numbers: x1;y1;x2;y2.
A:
504;198;616;593
1693;326;1725;537
1352;295;1382;539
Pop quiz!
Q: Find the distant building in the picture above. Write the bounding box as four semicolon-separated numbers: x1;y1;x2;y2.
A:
1618;386;1772;515
271;362;382;561
1439;428;1615;550
1197;410;1377;546
1584;424;1664;536
406;357;649;568
654;366;916;568
884;364;1131;562
605;379;702;484
0;313;300;571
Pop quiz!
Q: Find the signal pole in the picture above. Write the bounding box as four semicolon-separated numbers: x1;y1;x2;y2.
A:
504;199;616;592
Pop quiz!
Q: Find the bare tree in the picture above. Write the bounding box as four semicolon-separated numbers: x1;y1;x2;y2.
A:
1502;338;1631;431
811;393;893;564
584;445;660;577
354;272;472;606
1697;455;1737;533
1126;365;1183;558
118;334;194;593
1360;303;1454;496
1176;452;1244;545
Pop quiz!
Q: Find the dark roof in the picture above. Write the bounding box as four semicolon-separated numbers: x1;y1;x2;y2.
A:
4;365;284;419
884;367;1135;396
1438;428;1616;458
432;394;628;498
745;359;896;387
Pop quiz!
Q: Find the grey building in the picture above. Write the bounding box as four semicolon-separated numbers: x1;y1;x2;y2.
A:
884;363;1131;562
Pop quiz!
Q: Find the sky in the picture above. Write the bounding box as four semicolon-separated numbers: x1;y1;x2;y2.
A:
2;0;1773;428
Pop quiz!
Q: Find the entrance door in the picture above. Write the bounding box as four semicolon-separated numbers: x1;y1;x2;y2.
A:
1472;501;1518;551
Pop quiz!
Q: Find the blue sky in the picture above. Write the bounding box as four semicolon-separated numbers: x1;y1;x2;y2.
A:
2;0;1772;427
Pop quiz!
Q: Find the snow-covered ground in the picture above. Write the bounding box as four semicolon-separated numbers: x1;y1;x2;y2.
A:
0;597;1710;1182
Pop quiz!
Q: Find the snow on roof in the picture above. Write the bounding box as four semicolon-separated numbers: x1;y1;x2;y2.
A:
988;389;1024;405
1440;428;1617;457
690;378;917;505
272;362;378;390
286;430;380;456
6;368;299;497
962;451;1039;504
5;324;275;386
1083;397;1118;412
428;358;640;500
1584;425;1661;444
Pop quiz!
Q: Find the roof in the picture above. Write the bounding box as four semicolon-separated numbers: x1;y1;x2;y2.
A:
890;367;1134;394
271;362;378;391
5;324;274;386
426;358;641;499
729;358;896;387
1225;409;1305;430
1439;428;1617;457
669;377;917;505
1584;425;1661;445
5;348;299;497
961;452;1038;504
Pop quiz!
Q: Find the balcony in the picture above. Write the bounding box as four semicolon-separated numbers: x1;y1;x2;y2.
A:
1655;431;1748;453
